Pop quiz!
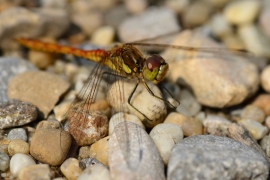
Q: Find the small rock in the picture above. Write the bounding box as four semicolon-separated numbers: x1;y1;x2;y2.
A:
0;57;36;103
89;136;110;166
168;135;269;180
118;7;180;42
124;0;147;14
60;158;82;180
252;94;270;115
0;152;9;172
238;24;270;58
164;30;259;108
7;128;27;141
18;164;55;180
107;80;167;128
72;12;103;36
0;99;37;129
30;129;72;166
80;158;105;170
8;71;70;118
108;122;165;180
175;89;201;117
36;120;61;130
109;113;145;135
209;13;232;37
10;153;36;177
150;123;183;165
260;135;270;157
78;164;111;180
68;108;108;146
203;114;232;136
182;0;213;28
241;105;265;123
8;139;29;156
261;65;270;93
90;26;115;46
239;119;268;140
164;112;203;136
224;0;261;25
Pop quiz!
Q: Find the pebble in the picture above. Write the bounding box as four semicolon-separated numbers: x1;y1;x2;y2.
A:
175;89;201;117
68;109;108;146
182;0;212;28
260;135;270;157
164;112;203;136
18;164;55;180
60;158;82;180
0;7;70;51
0;152;9;172
107;80;167;128
241;105;266;123
118;7;180;42
30;129;72;166
203;114;232;136
223;0;261;25
252;94;270;115
89;136;110;166
109;112;145;135
108;122;165;180
0;99;37;129
8;139;30;156
238;24;270;58
36;120;61;130
261;65;270;93
0;140;10;154
10;153;36;177
210;13;232;37
72;12;103;36
124;0;147;14
239;119;268;140
7;128;27;141
8;71;70;118
164;30;259;108
90;26;115;46
169;135;269;179
0;57;36;103
78;164;111;180
149;123;183;165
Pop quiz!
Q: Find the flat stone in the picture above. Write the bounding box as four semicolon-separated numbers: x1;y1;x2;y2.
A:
163;30;259;108
30;129;72;166
168;135;269;180
118;7;180;42
0;57;36;103
108;122;165;180
8;71;70;118
0;99;37;129
18;164;55;180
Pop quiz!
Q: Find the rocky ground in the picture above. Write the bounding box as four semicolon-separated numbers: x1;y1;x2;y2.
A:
0;0;270;179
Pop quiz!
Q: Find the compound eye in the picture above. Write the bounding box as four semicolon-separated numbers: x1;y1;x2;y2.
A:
146;54;163;71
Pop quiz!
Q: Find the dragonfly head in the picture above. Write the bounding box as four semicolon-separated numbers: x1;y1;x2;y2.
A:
143;54;168;84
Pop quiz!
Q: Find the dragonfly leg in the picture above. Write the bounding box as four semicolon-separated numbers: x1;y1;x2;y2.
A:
127;79;152;121
142;80;179;108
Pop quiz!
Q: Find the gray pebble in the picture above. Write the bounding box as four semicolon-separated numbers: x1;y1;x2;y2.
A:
0;152;9;172
7;128;27;141
168;135;269;180
0;99;37;129
0;57;36;103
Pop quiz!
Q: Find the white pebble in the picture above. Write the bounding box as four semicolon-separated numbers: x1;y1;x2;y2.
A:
77;164;111;180
239;119;269;140
150;123;183;165
10;153;36;177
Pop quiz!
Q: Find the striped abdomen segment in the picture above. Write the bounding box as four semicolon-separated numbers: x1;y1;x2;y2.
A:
17;38;105;63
